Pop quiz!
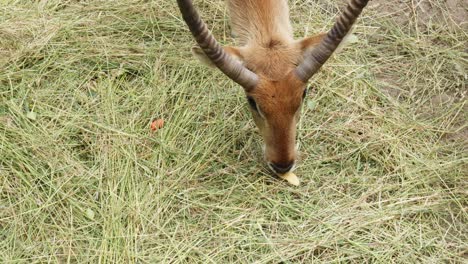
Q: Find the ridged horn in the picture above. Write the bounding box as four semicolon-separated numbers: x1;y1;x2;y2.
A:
295;0;369;82
176;0;259;90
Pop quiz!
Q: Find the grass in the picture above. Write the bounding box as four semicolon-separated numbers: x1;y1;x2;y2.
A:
0;0;466;262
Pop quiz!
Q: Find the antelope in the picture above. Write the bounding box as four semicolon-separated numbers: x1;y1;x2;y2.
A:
176;0;369;175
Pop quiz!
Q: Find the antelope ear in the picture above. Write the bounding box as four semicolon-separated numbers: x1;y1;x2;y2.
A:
296;33;326;53
297;30;356;55
192;46;244;67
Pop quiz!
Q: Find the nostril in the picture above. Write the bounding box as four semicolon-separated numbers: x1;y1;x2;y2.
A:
270;162;294;174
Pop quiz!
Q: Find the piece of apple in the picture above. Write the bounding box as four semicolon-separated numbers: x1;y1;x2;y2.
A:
280;172;300;186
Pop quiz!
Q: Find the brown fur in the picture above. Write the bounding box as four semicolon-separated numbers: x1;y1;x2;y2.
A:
250;74;304;165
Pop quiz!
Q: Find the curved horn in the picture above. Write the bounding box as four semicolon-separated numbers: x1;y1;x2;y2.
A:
295;0;369;82
176;0;258;90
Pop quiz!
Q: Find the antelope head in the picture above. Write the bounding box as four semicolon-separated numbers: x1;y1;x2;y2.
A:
177;0;369;175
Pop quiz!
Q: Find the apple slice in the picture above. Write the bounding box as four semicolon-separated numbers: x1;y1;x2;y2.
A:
279;172;300;186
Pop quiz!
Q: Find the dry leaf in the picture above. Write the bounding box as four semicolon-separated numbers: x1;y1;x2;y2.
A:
151;118;165;131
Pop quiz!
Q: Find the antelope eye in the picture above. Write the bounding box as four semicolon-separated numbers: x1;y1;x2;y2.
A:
302;88;308;100
247;96;258;112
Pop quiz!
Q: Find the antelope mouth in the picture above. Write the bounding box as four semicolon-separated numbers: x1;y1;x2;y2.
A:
267;162;296;175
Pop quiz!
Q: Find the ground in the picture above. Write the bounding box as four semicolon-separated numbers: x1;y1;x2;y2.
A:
0;0;466;263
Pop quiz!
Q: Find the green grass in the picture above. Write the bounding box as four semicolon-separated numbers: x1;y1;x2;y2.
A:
0;0;466;263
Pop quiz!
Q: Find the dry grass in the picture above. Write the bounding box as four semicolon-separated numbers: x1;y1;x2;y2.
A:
0;0;467;263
